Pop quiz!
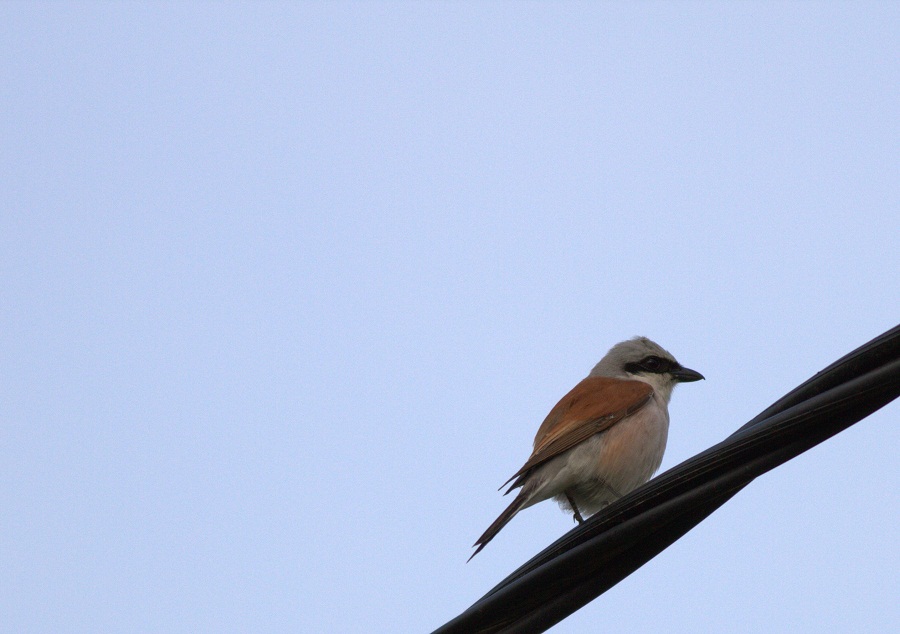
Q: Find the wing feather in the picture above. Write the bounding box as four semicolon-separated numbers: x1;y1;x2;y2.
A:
502;377;652;490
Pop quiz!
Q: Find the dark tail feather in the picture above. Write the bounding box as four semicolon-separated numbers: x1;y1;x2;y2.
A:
468;484;535;562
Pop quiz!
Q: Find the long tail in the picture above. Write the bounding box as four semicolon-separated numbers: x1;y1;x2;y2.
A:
468;481;537;561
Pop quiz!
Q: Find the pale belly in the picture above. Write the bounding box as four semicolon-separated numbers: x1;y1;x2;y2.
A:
526;398;670;516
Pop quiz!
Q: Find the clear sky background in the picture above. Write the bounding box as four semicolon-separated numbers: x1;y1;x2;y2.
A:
1;3;897;633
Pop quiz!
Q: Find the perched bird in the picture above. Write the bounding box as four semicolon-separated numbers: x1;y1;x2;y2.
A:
470;337;703;559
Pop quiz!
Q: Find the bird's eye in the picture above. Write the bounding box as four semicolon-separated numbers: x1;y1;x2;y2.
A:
624;356;672;375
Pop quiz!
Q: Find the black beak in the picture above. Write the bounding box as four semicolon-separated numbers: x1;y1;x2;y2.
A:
671;365;705;383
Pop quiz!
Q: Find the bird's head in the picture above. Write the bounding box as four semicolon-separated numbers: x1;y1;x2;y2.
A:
590;336;704;403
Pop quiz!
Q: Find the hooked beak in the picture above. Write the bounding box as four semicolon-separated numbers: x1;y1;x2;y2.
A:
671;365;705;383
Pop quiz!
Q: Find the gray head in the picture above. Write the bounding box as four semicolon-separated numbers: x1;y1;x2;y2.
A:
589;336;704;400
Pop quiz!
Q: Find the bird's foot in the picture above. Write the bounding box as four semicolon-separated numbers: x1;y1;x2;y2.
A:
565;490;585;523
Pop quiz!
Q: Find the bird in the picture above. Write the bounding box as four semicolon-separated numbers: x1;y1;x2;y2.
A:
470;337;703;560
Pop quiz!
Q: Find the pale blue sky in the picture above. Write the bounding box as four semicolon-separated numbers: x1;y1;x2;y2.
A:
1;2;897;633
